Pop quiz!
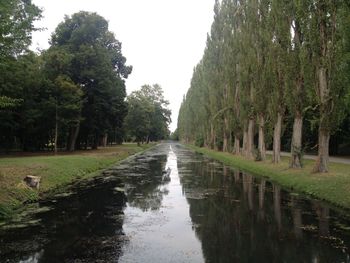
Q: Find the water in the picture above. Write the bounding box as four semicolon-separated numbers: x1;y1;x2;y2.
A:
1;143;350;262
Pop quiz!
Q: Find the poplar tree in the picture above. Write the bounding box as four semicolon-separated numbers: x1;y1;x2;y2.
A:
288;0;310;168
269;0;292;164
307;1;350;172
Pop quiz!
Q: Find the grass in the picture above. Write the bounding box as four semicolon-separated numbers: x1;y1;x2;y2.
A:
0;143;155;219
187;145;350;210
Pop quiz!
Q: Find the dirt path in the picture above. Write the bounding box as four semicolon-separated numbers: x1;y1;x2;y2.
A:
266;151;350;165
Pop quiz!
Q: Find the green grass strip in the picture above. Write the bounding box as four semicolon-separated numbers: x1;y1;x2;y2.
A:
186;145;350;210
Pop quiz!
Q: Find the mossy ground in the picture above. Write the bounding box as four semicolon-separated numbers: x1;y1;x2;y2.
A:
0;143;154;219
187;145;350;210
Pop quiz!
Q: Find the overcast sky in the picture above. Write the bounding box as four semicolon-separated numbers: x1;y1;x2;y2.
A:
31;0;215;132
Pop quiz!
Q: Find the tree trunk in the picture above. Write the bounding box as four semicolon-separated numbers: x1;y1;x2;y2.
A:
222;116;229;152
204;130;210;147
210;123;215;149
258;114;266;161
233;135;240;155
246;118;255;159
223;131;228;152
313;128;330;173
272;113;282;164
54;118;58;155
312;64;330;172
212;126;218;151
101;133;108;147
290;112;303;168
92;133;98;150
242;124;248;156
67;123;80;151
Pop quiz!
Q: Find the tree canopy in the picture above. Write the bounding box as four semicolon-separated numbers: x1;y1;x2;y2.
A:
178;0;350;173
125;84;171;144
0;10;134;151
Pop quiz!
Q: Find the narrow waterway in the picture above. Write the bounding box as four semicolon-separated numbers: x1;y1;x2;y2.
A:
1;143;350;262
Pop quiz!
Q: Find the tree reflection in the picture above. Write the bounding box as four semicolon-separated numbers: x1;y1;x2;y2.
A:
273;185;282;231
291;197;303;239
175;145;350;263
124;155;169;211
258;180;266;221
313;201;330;237
0;176;127;262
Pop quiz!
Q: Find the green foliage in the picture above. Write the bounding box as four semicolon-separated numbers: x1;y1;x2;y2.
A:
0;96;22;109
178;0;350;170
50;11;131;149
0;0;42;58
170;129;179;141
125;84;171;143
195;135;204;148
0;11;132;152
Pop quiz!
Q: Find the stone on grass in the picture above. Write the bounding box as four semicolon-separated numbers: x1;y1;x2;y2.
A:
23;175;41;189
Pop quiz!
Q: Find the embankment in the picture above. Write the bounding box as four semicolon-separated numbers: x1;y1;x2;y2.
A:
0;143;154;219
187;145;350;210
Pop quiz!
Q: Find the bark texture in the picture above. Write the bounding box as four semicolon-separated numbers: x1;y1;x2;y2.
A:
233;135;240;155
272;113;282;164
222;116;229;152
242;124;248;157
258;114;266;161
246;118;255;159
210;124;215;150
67;123;80;152
101;133;108;147
54;119;58;155
290;113;303;168
313;128;330;173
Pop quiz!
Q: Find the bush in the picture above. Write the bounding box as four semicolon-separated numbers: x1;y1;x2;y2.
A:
195;135;204;147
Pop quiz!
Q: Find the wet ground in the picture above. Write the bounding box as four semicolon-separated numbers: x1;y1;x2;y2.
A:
1;143;350;262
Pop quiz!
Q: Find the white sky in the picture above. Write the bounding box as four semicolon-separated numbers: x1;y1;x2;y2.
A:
31;0;215;132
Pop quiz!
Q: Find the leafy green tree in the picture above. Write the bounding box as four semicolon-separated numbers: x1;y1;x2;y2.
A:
178;0;350;174
125;84;171;144
125;92;152;145
0;0;41;150
0;96;21;109
50;11;131;149
268;0;292;164
52;76;83;153
287;0;310;168
306;1;350;172
0;0;41;58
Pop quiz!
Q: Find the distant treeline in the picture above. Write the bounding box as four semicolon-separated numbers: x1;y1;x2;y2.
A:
0;1;170;152
177;0;350;172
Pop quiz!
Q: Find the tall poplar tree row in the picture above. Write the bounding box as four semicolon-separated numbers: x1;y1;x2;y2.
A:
178;0;350;173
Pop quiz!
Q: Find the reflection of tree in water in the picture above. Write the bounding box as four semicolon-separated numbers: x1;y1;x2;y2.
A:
176;149;350;263
0;176;127;262
123;153;169;211
1;145;172;262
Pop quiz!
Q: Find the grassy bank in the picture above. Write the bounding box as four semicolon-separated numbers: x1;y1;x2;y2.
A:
0;143;154;218
187;145;350;209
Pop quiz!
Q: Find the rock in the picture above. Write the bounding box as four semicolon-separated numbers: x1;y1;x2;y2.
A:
23;175;41;189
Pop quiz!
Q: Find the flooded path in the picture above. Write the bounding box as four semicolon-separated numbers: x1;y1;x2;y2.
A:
1;143;350;262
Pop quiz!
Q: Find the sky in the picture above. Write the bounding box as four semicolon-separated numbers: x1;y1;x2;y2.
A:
31;0;215;132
